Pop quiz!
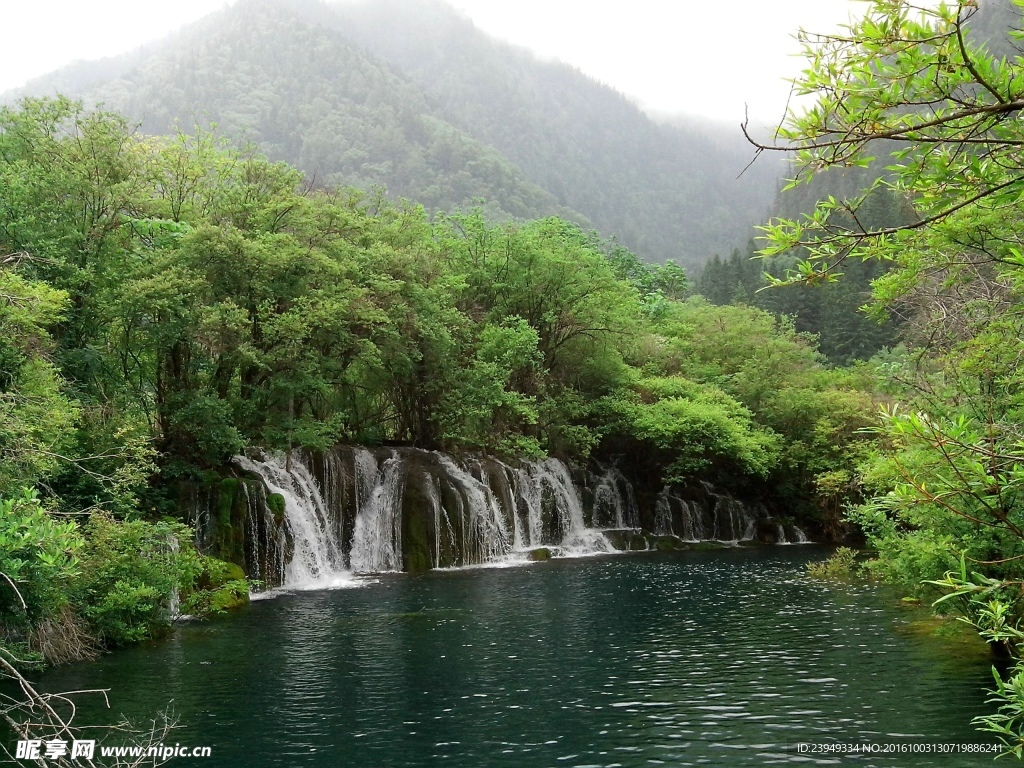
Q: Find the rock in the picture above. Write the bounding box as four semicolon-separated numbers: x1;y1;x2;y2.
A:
604;529;649;551
208;584;250;612
265;493;286;525
401;466;433;573
197;557;246;590
687;540;730;551
652;535;685;551
528;547;552;561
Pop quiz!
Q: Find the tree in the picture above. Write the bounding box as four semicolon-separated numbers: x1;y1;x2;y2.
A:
751;0;1024;751
748;0;1024;280
0;260;79;489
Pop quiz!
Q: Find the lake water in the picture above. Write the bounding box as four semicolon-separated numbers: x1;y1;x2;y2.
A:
37;547;1000;766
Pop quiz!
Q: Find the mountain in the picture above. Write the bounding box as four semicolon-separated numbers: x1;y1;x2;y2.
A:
9;0;784;268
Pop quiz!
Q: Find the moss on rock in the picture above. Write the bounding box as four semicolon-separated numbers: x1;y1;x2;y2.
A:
266;492;286;525
208;583;250;612
401;470;433;573
652;535;685;552
688;540;730;551
604;530;648;551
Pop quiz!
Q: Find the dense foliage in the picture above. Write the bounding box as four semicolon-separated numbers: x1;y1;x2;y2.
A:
0;95;873;670
695;181;913;366
10;0;1024;756
759;0;1024;751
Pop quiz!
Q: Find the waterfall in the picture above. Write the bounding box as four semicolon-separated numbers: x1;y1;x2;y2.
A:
678;499;707;542
437;455;514;565
235;452;356;589
349;450;405;573
210;446;796;587
782;525;810;545
514;465;544;549
166;534;181;620
519;459;613;555
426;474;458;570
654;492;674;536
771;522;811;546
231;449;615;580
591;466;640;529
656;486;758;543
241;479;287;590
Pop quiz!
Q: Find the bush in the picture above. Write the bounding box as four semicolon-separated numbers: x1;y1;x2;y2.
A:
0;489;83;623
807;547;858;579
182;557;251;615
76;516;205;646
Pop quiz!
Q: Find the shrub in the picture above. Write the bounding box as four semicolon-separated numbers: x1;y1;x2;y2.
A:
807;547;858;579
0;489;83;623
76;516;205;646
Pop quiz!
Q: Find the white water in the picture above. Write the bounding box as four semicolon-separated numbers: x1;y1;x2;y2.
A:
655;487;757;543
781;525;811;545
228;448;787;588
349;450;405;573
166;534;181;619
426;455;613;566
530;459;614;555
438;455;514;564
233;449;619;582
241;480;287;589
235;453;362;590
591;466;640;530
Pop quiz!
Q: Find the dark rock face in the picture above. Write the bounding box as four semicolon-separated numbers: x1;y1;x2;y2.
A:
186;446;801;589
185;473;290;590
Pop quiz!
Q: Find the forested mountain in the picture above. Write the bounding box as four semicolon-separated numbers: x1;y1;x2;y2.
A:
7;0;784;268
330;0;784;265
694;0;1017;365
13;0;577;227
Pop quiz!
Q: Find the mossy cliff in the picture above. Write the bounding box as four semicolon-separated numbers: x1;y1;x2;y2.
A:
184;447;791;583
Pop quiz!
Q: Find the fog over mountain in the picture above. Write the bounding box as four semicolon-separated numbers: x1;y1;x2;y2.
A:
9;0;786;267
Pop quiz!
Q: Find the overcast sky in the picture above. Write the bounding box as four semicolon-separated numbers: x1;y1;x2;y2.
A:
2;0;863;127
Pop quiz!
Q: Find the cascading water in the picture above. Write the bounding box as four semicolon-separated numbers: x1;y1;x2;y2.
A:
349;450;405;573
526;459;614;555
241;479;287;589
235;452;356;589
781;525;810;545
591;465;640;530
437;455;514;565
425;475;458;570
201;447;793;589
166;534;181;619
655;486;758;542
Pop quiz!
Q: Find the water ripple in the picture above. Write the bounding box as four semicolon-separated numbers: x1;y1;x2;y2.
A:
38;547;997;767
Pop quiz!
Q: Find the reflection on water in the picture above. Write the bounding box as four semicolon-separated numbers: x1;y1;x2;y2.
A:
38;547;998;766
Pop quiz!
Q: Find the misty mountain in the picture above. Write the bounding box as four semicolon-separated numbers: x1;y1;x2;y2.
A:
10;0;784;267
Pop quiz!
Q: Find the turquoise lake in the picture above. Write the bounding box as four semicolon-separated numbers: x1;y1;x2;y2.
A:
35;547;1000;766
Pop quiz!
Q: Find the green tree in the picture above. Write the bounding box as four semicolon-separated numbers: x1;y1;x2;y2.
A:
751;0;1024;276
751;0;1024;749
0;264;78;488
0;490;83;625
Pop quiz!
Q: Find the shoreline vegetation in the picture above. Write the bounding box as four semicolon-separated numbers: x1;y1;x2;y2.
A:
6;0;1024;759
0;95;878;674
